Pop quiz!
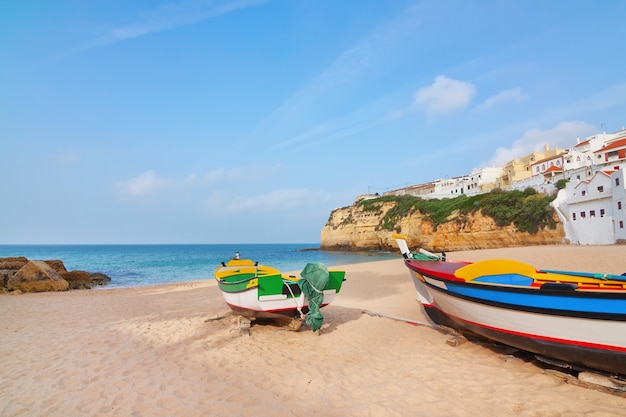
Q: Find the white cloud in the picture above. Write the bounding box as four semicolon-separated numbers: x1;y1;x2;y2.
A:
110;0;265;42
115;165;285;201
414;75;476;116
203;188;331;215
60;0;266;57
201;166;281;184
202;168;243;184
478;87;528;110
232;189;328;212
115;170;172;197
247;4;424;149
50;149;79;166
552;81;626;117
183;173;197;184
486;121;598;166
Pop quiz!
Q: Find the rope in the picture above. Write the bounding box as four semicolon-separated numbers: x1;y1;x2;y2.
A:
308;282;324;294
284;281;306;320
362;310;438;328
361;310;459;336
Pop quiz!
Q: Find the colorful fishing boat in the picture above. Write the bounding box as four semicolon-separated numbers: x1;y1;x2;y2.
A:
214;253;346;331
393;234;626;377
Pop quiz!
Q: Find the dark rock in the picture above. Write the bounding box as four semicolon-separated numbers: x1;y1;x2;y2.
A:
1;257;109;292
0;270;9;289
1;257;30;289
44;260;68;274
7;261;69;293
61;270;92;290
90;272;111;286
0;256;29;271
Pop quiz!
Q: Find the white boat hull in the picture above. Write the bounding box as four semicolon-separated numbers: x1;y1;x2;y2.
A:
407;268;626;375
220;287;339;319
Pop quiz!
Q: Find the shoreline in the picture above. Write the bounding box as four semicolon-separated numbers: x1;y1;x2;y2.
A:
2;245;626;416
93;243;626;290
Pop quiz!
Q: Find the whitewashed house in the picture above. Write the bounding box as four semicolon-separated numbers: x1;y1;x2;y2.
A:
383;126;626;244
420;167;503;199
594;136;626;172
552;169;626;244
611;169;626;242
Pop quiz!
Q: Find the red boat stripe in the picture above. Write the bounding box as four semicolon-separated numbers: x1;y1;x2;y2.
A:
428;305;626;353
226;302;329;313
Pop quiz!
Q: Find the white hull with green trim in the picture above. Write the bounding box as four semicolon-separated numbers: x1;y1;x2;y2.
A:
214;258;345;327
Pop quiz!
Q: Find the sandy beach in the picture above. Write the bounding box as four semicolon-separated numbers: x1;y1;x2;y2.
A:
2;245;626;416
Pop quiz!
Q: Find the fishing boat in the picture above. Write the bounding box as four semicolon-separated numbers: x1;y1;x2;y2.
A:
393;234;626;377
214;252;346;331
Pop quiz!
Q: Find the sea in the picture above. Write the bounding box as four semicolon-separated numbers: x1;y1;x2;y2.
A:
0;244;399;288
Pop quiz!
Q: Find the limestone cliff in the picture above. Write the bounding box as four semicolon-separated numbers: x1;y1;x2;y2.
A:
320;201;566;252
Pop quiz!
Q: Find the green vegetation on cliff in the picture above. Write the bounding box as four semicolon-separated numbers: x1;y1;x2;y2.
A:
355;188;557;234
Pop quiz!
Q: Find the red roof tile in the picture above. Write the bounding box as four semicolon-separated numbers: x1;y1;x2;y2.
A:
543;165;563;173
595;137;626;152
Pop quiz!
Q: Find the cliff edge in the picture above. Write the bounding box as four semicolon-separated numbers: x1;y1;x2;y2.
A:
320;200;566;252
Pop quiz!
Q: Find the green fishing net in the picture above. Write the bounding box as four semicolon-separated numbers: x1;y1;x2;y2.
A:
298;262;329;331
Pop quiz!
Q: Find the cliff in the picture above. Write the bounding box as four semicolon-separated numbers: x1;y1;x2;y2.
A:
320;201;566;252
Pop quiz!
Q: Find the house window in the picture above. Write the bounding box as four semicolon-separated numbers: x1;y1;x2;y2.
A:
600;209;605;217
619;201;623;210
572;213;576;221
617;177;621;187
590;210;596;217
621;221;624;229
598;186;604;192
582;190;586;196
580;212;586;218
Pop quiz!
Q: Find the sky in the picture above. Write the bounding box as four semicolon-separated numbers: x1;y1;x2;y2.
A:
1;0;626;244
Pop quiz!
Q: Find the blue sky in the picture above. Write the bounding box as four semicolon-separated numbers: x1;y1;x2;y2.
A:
2;0;625;244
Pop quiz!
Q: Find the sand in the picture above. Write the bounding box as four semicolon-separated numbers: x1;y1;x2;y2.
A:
2;244;626;416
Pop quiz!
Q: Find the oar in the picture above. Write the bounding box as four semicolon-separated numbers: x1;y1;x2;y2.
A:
539;269;626;282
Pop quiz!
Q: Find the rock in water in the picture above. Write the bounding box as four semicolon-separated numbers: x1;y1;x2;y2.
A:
89;272;111;286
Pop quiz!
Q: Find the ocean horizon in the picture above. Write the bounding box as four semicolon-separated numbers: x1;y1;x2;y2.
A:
0;243;399;288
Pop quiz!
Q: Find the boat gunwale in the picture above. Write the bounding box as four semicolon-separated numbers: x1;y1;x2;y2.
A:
405;259;626;295
406;261;626;321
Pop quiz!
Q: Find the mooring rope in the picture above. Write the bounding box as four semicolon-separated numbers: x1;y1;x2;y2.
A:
284;281;306;320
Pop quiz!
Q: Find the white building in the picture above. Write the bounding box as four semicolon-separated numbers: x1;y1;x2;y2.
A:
418;167;503;199
594;136;626;172
611;169;626;242
552;169;626;244
384;167;503;199
384;126;626;244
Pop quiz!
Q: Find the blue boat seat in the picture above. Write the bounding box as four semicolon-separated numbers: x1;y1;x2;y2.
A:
473;274;534;286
